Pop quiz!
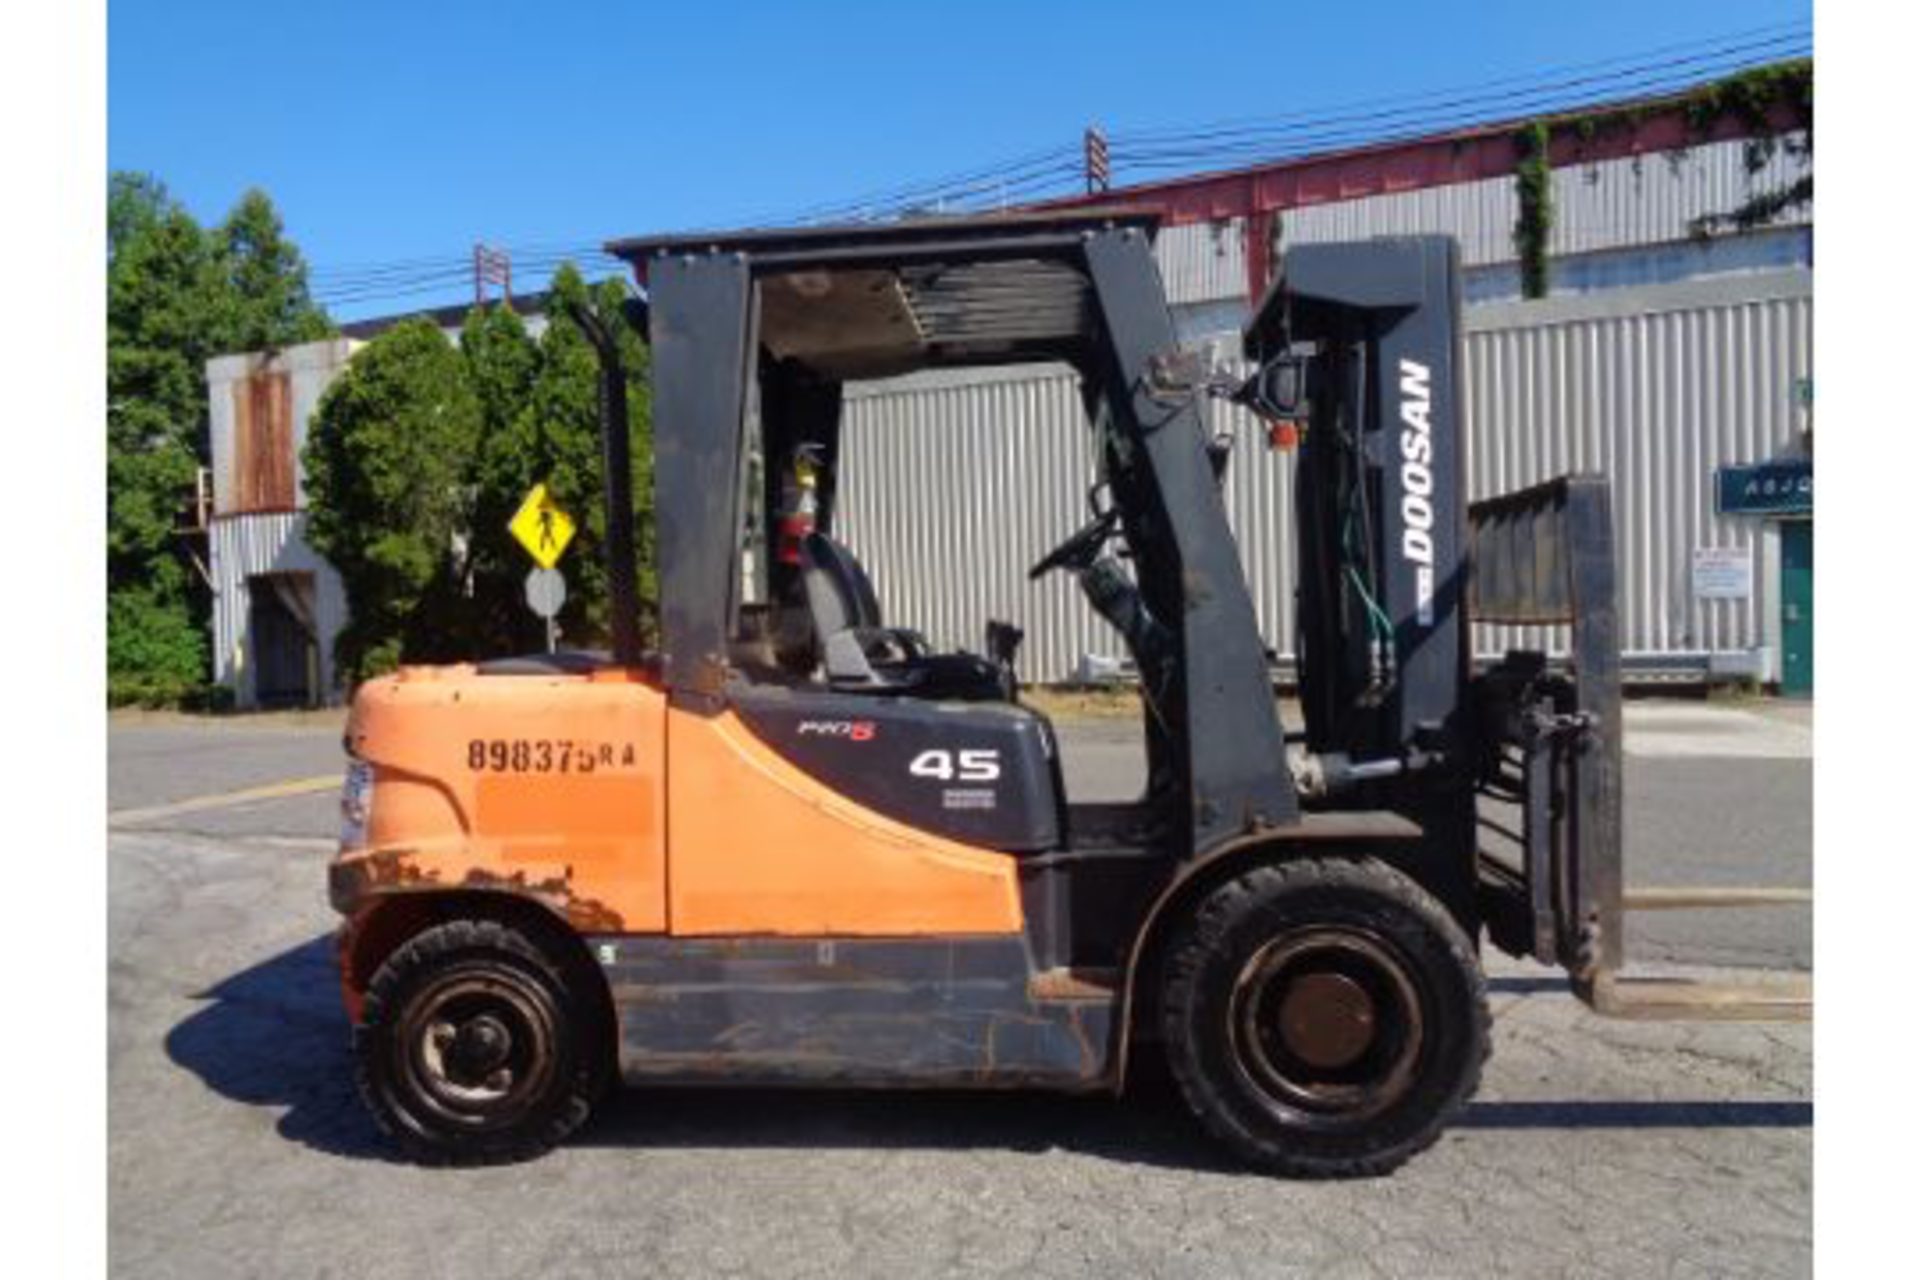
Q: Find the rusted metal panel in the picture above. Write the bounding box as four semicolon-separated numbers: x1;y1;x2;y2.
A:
330;851;627;934
231;369;296;512
593;936;1115;1089
205;337;357;516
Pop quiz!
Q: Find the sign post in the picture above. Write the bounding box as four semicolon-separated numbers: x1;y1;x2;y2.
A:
510;483;577;651
524;567;568;653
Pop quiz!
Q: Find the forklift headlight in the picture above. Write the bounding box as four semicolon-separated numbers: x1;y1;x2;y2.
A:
339;761;374;850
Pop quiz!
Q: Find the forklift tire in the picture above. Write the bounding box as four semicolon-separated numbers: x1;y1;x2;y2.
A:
353;918;610;1165
1158;856;1488;1178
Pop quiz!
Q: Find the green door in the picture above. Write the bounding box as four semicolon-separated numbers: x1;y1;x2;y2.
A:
1780;520;1813;697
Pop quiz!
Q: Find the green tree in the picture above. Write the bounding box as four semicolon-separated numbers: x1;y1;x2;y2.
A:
495;265;656;648
305;265;655;689
106;174;333;704
304;319;482;684
461;300;548;655
106;203;228;704
109;171;178;261
218;188;334;351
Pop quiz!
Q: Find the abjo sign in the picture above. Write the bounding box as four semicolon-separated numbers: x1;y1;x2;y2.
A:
1716;458;1812;517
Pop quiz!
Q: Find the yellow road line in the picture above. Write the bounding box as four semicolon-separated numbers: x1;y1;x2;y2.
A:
109;774;342;828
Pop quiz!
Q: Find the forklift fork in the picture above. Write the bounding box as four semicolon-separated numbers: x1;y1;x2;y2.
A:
1469;476;1811;1022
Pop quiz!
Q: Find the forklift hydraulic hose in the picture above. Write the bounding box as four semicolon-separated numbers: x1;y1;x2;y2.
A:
1078;556;1172;670
1077;555;1176;739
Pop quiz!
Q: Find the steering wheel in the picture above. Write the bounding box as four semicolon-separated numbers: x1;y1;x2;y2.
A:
1028;508;1122;580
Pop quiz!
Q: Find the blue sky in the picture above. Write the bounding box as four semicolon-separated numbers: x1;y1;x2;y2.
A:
108;0;1811;318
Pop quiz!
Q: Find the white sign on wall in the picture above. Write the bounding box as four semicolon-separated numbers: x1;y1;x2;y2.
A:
1692;546;1753;600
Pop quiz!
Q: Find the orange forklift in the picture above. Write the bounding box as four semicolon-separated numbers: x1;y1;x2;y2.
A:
330;211;1807;1174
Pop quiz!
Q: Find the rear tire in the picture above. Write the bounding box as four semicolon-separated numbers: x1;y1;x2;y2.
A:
1159;856;1488;1177
353;918;609;1165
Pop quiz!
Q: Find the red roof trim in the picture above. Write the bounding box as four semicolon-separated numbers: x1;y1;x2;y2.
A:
1048;95;1806;226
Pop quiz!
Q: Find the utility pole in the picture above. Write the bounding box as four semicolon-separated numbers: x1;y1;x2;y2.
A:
1084;126;1111;195
473;244;512;306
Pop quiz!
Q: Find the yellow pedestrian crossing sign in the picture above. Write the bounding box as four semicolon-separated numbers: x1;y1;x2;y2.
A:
509;483;577;570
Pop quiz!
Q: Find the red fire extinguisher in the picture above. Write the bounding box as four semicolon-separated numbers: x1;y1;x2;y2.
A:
776;444;824;566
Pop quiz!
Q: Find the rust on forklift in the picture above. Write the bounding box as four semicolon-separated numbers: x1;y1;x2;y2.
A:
330;849;628;933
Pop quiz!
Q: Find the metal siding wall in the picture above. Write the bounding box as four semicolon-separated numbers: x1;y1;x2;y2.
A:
1266;135;1813;286
840;367;1298;682
210;511;350;705
1463;282;1811;664
838;371;1103;681
838;275;1811;682
1463;225;1812;304
1548;133;1811;258
1282;175;1519;269
1154;219;1249;305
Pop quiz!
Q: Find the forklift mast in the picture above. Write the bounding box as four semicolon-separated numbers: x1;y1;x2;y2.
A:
1245;238;1468;769
1234;239;1481;932
1244;236;1805;1017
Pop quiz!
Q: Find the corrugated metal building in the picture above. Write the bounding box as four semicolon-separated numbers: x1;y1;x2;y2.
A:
825;88;1814;690
205;339;357;707
205;76;1813;698
836;269;1812;684
1150;133;1811;314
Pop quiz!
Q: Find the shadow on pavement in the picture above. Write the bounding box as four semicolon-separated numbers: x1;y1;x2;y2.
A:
164;934;389;1161
576;1073;1236;1173
1486;976;1573;996
164;933;1810;1170
1462;1100;1811;1129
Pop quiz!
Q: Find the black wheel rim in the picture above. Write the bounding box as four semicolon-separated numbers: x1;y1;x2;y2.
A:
392;967;563;1133
1227;926;1426;1128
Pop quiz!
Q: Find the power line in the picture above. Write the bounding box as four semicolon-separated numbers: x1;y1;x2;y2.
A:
756;26;1807;224
306;24;1811;314
308;248;625;305
1106;40;1810;168
1108;22;1808;146
743;145;1083;229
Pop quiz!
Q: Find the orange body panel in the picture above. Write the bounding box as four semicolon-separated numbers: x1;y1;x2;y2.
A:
338;664;668;932
665;707;1023;935
333;664;1023;939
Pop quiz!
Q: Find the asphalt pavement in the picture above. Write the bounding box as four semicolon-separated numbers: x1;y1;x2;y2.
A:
107;699;1812;1278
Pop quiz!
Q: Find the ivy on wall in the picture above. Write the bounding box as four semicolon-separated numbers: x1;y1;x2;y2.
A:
1509;59;1812;300
1512;122;1553;300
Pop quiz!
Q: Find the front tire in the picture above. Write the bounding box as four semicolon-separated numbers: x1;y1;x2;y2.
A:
1159;856;1488;1177
353;918;608;1164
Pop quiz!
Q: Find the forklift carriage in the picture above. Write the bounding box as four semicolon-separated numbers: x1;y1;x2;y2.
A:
328;210;1808;1174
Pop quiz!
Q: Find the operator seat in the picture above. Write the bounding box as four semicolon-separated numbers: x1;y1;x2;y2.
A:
798;532;1009;702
